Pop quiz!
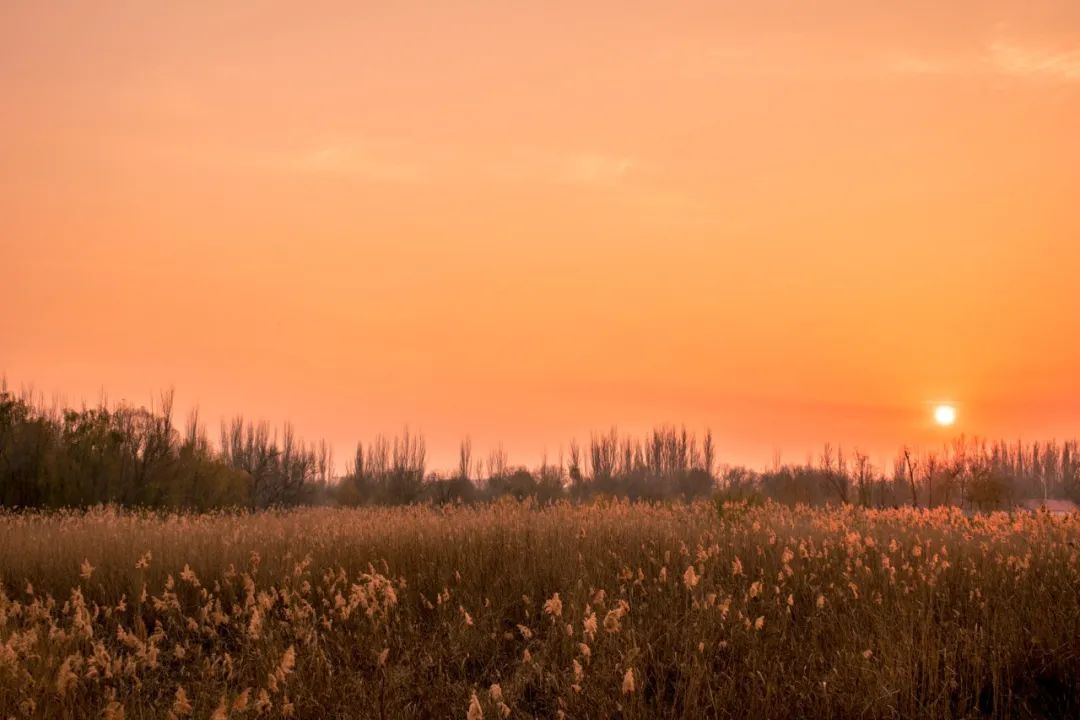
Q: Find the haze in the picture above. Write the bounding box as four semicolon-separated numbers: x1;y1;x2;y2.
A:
3;1;1079;469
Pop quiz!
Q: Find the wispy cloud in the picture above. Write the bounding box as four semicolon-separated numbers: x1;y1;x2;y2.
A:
484;149;636;188
278;140;427;182
887;41;1080;83
683;46;855;79
180;133;647;196
258;139;638;189
555;153;635;187
885;54;967;77
988;43;1080;81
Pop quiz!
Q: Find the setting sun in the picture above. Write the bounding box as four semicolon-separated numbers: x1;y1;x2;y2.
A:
934;404;958;427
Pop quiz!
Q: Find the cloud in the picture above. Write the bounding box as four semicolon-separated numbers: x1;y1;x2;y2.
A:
887;41;1080;83
988;43;1080;81
483;149;635;188
263;140;636;189
283;140;426;182
684;46;858;80
885;54;964;77
555;153;635;187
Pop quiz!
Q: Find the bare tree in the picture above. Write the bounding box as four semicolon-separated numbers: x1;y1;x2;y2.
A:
902;448;919;508
487;443;507;483
458;437;475;482
702;429;716;480
853;450;872;507
819;443;849;504
567;439;584;492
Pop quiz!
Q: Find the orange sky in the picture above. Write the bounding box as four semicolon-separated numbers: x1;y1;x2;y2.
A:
2;1;1079;471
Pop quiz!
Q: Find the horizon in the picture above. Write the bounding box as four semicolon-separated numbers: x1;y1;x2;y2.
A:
1;375;1073;478
3;2;1079;475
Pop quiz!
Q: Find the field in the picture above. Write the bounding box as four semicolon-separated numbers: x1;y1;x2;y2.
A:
1;502;1078;719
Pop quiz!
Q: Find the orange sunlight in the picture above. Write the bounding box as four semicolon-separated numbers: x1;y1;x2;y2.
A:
3;1;1079;469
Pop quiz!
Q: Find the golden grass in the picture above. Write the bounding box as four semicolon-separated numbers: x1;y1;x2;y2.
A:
1;501;1078;719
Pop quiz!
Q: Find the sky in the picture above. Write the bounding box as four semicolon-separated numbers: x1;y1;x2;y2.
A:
2;1;1079;472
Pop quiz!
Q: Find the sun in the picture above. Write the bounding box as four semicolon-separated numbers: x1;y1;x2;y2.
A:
933;404;957;427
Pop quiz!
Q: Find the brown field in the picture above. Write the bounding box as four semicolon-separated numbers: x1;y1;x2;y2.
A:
1;502;1078;719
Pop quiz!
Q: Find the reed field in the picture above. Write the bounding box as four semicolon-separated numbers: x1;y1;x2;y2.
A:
1;501;1078;719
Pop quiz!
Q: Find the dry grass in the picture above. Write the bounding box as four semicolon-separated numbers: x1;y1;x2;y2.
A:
1;501;1078;719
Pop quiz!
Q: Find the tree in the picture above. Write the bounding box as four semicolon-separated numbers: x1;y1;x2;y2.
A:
901;448;919;508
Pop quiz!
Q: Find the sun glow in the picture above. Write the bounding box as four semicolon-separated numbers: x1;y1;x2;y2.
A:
934;404;957;427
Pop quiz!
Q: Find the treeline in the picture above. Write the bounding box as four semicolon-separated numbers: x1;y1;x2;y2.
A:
723;439;1080;510
0;389;330;509
2;385;1078;510
335;426;717;506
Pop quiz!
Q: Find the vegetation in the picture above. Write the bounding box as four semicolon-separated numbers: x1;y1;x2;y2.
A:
1;502;1078;719
0;388;329;510
2;384;1079;511
3;382;1078;716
